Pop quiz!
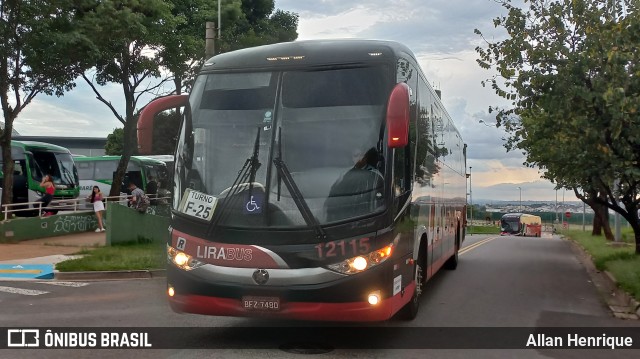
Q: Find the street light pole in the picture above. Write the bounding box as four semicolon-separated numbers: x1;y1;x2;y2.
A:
469;166;473;226
518;186;522;212
218;0;222;39
555;189;558;224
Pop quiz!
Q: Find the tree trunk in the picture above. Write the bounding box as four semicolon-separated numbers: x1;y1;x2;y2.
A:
109;119;138;197
592;210;602;235
593;202;614;240
0;118;16;207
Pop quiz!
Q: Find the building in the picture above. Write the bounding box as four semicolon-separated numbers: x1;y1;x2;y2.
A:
12;136;107;156
0;121;21;136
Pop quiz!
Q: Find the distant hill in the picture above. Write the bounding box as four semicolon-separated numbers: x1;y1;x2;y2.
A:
474;199;583;206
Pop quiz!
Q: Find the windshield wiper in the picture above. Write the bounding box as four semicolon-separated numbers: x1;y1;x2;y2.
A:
59;162;75;187
209;127;262;231
273;138;327;240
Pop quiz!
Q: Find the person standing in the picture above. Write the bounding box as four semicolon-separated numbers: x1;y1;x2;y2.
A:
146;175;158;205
37;174;55;215
128;182;149;213
89;186;106;232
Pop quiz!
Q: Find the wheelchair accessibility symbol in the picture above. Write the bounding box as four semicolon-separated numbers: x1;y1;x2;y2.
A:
244;193;263;214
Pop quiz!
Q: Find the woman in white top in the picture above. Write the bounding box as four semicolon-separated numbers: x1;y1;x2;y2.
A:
89;186;106;232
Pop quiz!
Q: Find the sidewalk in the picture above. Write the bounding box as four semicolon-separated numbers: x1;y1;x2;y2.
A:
0;231;106;264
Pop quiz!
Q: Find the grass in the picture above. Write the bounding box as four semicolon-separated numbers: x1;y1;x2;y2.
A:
468;225;501;235
55;239;166;272
562;228;640;301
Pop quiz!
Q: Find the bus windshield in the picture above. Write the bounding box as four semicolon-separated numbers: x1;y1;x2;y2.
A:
27;151;79;188
174;66;391;228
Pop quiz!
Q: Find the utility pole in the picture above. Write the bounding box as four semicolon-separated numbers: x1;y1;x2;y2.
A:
205;22;216;59
469;166;473;229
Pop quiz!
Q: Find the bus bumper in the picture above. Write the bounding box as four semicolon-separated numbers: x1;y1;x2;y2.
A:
167;286;414;322
166;264;415;322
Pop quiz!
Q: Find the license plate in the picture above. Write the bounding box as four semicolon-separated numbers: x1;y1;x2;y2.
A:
242;296;281;311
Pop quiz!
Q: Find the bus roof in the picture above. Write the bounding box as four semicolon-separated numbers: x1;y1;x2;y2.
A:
74;155;166;166
11;140;72;153
203;39;416;71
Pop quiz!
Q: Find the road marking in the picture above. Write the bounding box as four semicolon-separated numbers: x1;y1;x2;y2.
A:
0;286;49;296
36;281;90;287
459;236;498;256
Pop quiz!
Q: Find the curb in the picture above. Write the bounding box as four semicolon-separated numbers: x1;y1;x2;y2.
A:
54;269;166;281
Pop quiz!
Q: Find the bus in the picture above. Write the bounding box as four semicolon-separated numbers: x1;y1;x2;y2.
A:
0;140;79;212
74;155;171;203
142;154;175;183
137;39;467;321
500;213;542;237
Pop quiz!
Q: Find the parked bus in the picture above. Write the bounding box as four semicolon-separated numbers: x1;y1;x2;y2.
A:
500;213;542;237
74;156;170;204
137;39;467;321
142;154;175;183
0;140;79;212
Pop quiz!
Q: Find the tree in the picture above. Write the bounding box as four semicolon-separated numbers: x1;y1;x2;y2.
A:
78;0;180;196
152;111;180;154
161;0;241;96
105;128;124;155
152;0;298;159
0;0;93;206
476;0;640;253
161;0;298;95
217;0;299;53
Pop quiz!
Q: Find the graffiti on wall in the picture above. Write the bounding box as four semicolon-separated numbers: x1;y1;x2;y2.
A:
53;215;98;233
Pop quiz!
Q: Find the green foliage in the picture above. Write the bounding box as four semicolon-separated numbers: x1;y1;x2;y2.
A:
217;0;299;54
468;225;501;235
152;111;181;154
105;128;124;155
565;229;639;301
476;0;640;253
0;0;94;205
77;0;181;196
607;259;640;300
55;241;165;272
162;0;299;93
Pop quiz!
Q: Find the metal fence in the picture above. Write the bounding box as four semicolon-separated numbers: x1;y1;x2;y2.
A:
1;194;169;222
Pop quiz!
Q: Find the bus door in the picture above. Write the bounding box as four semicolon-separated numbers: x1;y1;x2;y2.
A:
120;170;143;195
426;204;438;279
12;160;28;204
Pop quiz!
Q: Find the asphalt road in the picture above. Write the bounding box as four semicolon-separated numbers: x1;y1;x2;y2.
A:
1;233;638;359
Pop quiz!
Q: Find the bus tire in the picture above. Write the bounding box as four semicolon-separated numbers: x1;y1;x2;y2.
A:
397;240;425;321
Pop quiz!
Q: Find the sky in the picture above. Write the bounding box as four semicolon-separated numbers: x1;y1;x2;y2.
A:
11;0;578;203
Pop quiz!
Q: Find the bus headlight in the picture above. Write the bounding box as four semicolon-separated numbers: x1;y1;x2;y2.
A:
326;244;393;275
167;246;204;271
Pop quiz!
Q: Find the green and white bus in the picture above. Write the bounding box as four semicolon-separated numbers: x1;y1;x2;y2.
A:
74;155;170;201
0;140;80;210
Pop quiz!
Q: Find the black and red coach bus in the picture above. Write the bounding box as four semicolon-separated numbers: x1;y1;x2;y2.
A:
137;39;467;321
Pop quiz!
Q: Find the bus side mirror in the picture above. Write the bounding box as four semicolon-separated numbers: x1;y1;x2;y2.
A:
386;83;410;148
138;95;189;155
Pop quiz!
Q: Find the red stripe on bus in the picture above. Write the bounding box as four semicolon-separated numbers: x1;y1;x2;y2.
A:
171;229;282;269
169;282;416;322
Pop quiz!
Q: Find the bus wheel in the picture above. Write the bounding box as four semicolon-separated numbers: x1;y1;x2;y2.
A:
397;250;424;320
